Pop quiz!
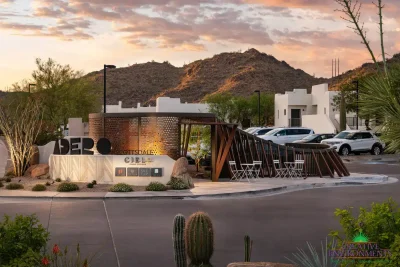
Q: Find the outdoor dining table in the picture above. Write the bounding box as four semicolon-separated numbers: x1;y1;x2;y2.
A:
240;163;255;182
284;162;296;178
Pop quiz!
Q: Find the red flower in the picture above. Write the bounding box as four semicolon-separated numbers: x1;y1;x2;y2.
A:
53;244;60;254
42;257;49;266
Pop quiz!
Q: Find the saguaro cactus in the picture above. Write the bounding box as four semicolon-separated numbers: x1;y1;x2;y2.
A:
244;235;253;262
185;211;214;267
173;214;187;267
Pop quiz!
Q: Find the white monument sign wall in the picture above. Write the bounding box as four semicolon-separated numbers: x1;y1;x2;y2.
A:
49;155;175;185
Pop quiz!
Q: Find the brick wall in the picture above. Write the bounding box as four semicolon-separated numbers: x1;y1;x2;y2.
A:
89;116;180;159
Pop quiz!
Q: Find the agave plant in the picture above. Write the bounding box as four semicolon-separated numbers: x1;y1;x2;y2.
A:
358;64;400;153
285;238;343;267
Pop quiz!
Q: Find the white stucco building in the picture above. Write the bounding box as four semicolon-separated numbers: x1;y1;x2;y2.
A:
103;97;209;114
274;83;364;134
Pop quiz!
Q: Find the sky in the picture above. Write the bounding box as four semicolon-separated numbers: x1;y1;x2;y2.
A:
0;0;400;90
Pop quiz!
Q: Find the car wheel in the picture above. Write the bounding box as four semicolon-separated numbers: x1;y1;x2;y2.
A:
371;145;382;155
339;145;351;156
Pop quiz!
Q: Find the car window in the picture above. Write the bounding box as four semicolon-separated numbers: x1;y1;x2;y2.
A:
362;132;373;139
286;129;297;135
256;129;273;135
353;133;363;139
276;130;286;136
298;129;311;135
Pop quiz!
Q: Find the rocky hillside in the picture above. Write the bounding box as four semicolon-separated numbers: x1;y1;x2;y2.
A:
86;48;327;107
330;53;400;90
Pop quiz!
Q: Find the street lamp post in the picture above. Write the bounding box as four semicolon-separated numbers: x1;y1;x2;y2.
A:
28;83;36;93
254;90;261;127
103;64;116;137
352;80;359;130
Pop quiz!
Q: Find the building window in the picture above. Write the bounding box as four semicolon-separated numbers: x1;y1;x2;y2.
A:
284;109;286;116
324;108;326;114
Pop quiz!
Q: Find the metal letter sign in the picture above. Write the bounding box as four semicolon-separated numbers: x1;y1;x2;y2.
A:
53;138;111;155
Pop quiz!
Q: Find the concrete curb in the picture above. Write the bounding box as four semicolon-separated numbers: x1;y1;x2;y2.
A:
0;176;396;200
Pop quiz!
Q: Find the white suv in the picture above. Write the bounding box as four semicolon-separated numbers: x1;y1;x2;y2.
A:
321;130;385;156
259;127;314;145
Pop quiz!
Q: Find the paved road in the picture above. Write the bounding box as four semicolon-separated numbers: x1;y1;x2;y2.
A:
0;162;398;267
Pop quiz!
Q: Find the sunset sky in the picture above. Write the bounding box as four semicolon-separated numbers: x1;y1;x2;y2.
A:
1;0;399;90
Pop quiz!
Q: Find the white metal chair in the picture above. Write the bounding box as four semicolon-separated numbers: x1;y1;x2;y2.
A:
253;161;262;179
293;160;305;178
273;160;286;178
229;161;244;181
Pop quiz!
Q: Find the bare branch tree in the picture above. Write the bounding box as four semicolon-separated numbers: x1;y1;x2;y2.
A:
0;97;43;176
334;0;380;71
373;0;388;75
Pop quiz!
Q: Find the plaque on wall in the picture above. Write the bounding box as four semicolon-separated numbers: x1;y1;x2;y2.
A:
127;168;139;177
139;168;151;177
151;168;163;177
115;168;126;176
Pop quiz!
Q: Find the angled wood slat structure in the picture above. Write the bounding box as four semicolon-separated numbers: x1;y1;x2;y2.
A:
180;121;350;181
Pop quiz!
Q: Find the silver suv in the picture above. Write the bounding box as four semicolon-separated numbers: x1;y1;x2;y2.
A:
321;130;385;156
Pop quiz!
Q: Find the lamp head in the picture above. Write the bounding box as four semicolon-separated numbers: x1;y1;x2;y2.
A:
105;64;116;69
254;90;260;93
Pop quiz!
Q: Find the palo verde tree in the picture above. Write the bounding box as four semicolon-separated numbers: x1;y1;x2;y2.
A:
0;96;43;176
335;0;400;151
10;58;101;137
204;92;274;126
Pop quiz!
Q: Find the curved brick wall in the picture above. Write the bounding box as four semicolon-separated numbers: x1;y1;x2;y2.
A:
89;115;181;159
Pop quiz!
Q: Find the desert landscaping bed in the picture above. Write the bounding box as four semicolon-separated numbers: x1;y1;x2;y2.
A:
0;176;148;192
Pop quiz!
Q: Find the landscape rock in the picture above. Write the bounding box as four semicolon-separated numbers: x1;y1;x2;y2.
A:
30;164;50;178
227;263;294;267
171;157;194;188
29;145;40;166
24;165;35;177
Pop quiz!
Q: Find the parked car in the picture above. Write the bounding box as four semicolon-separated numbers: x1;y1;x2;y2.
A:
259;127;315;145
251;127;277;136
244;127;259;133
321;130;385;156
293;133;335;144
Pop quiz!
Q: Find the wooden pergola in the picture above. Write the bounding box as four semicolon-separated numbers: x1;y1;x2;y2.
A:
180;121;350;181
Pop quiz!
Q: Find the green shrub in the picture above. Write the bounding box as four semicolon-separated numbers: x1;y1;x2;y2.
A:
170;179;189;190
146;181;167;191
92;180;97;185
5;170;15;177
57;182;79;192
109;183;133;192
5;177;11;183
55;178;62;182
3;248;42;267
32;184;46;192
87;183;94;188
0;214;49;265
330;198;400;267
45;181;51;186
0;181;3;188
6;183;24;190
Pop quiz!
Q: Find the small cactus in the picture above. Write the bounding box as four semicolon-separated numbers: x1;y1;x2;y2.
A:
173;214;187;267
244;235;253;262
185;211;214;267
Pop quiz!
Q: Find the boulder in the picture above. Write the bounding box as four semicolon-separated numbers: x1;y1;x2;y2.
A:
24;165;35;177
30;164;50;178
171;157;194;188
29;145;40;166
227;263;294;267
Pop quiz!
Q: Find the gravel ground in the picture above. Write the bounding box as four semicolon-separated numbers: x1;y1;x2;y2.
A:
0;176;147;192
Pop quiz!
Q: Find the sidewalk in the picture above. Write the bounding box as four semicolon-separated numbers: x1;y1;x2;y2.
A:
0;173;395;200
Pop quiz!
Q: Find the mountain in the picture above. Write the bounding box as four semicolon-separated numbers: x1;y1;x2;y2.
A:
330;53;400;90
86;48;328;107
